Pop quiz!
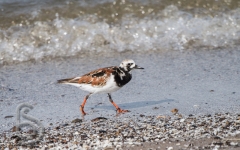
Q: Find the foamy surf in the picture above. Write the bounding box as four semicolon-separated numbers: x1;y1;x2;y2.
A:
0;0;240;65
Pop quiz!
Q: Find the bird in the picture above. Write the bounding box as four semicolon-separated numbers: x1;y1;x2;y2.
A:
57;59;144;115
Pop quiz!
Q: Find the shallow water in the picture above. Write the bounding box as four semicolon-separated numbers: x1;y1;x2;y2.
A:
0;0;240;65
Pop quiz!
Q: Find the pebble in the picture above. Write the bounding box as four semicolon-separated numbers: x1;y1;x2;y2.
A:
180;119;185;122
71;118;82;123
230;142;238;146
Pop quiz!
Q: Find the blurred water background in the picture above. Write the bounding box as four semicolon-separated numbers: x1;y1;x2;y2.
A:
0;0;239;65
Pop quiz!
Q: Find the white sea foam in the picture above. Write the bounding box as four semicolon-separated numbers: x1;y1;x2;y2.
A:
0;5;240;65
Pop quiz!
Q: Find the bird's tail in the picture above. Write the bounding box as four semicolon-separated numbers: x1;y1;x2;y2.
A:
57;78;74;84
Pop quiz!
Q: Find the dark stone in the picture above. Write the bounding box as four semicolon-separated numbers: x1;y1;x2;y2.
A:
80;134;88;140
213;142;223;146
8;88;14;91
61;123;69;127
219;117;226;122
213;136;221;139
207;114;211;117
91;117;108;122
12;126;18;132
4;115;14;119
71;118;82;123
99;130;107;134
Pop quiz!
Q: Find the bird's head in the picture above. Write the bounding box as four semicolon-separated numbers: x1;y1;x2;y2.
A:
119;59;144;72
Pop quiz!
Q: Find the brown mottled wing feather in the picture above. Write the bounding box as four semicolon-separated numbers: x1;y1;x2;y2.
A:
58;66;117;86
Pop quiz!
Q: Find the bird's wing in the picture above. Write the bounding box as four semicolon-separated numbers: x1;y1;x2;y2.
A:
57;66;117;86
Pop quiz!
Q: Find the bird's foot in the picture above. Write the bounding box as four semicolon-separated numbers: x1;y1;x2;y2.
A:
80;105;87;116
116;108;130;114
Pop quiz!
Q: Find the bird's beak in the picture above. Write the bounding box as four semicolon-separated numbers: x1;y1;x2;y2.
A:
134;65;144;69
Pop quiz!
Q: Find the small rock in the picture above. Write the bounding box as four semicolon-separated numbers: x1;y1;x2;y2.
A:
171;108;178;114
4;115;14;119
219;117;226;122
230;142;238;146
189;143;194;147
178;114;183;118
91;117;107;122
156;115;166;119
213;136;221;140
99;130;107;134
213;142;223;146
61;123;69;127
207;114;211;117
167;147;173;150
180;119;185;122
222;121;231;128
12;126;18;132
71;118;82;123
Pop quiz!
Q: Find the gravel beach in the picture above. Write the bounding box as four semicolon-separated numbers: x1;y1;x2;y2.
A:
1;112;240;149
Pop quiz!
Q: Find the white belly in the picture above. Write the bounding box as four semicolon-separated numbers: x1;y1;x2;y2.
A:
64;75;121;94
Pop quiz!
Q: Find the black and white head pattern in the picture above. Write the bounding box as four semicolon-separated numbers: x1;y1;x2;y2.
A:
119;59;136;72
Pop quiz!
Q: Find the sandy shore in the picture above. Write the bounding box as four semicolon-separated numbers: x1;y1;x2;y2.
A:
1;48;240;149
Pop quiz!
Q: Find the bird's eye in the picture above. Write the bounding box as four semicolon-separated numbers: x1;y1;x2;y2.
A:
128;63;132;66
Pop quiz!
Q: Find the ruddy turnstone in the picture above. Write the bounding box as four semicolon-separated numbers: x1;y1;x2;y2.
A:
57;59;144;115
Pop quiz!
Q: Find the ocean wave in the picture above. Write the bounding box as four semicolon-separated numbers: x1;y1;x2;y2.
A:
0;4;240;65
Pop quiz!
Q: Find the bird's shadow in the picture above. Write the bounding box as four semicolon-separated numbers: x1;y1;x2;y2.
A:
95;99;175;110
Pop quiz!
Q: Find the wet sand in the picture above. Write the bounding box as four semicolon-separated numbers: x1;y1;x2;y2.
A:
1;49;240;148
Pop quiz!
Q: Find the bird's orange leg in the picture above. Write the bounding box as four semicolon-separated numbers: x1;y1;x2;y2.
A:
80;93;91;115
108;93;130;113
